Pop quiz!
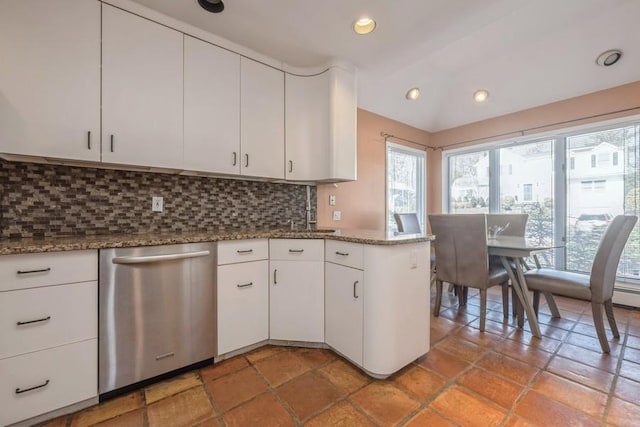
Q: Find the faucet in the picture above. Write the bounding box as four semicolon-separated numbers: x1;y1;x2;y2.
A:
305;185;316;230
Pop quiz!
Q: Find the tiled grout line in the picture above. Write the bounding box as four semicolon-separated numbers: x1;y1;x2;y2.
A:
197;368;226;426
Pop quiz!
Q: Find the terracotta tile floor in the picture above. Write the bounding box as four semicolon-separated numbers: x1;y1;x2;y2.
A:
40;288;640;426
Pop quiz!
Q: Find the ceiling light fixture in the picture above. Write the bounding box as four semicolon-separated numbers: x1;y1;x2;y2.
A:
353;17;376;35
596;49;623;67
198;0;224;13
405;87;420;100
473;89;489;103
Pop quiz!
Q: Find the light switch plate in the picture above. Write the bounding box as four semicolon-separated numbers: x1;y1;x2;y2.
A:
333;210;341;221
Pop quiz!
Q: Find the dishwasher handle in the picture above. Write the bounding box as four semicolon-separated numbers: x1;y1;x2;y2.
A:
112;250;211;265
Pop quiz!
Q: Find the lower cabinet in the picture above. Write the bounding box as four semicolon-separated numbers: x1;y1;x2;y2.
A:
217;244;269;355
324;262;364;365
269;239;324;342
0;340;97;426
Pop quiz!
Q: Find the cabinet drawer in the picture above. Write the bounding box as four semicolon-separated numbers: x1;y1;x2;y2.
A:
0;282;97;359
217;260;269;354
269;239;324;261
0;250;98;292
218;239;268;265
0;339;97;427
325;241;363;270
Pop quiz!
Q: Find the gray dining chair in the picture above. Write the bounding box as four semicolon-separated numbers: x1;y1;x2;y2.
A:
394;213;437;287
487;213;528;318
429;214;510;331
524;215;637;353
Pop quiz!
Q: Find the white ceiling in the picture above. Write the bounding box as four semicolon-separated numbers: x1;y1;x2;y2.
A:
129;0;640;132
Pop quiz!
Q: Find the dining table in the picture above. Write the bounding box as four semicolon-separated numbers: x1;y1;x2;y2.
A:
487;236;564;338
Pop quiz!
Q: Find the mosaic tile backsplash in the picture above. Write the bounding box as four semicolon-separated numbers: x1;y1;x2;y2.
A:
0;160;316;239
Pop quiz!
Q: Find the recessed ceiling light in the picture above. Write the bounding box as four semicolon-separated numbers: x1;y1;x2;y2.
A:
473;89;489;103
198;0;224;13
353;17;376;35
406;87;420;100
596;49;623;67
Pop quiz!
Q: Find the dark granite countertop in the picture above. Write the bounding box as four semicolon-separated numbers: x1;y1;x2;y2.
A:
0;228;434;255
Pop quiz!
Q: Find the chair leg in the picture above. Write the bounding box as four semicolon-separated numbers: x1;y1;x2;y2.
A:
501;283;509;319
532;290;540;316
511;286;521;317
591;301;611;354
479;289;487;332
457;285;465;306
430;269;436;288
604;299;620;338
544;292;561;318
434;280;443;317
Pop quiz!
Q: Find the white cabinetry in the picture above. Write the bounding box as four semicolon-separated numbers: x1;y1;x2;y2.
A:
285;66;357;182
269;240;324;342
184;35;241;175
240;58;285;179
325;261;364;365
0;250;98;426
325;240;431;378
217;240;269;355
101;4;184;169
0;0;100;162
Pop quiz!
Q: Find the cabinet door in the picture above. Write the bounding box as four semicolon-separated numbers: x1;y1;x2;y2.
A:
102;4;183;169
217;260;268;355
184;36;240;174
325;263;363;365
0;0;100;161
285;72;329;181
240;58;284;179
270;261;324;342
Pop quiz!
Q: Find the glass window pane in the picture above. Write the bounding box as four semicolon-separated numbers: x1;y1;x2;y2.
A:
387;144;425;233
449;151;489;213
566;125;639;279
499;141;556;267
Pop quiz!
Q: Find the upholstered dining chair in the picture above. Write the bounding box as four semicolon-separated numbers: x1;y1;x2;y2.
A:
524;215;637;353
429;214;510;331
487;213;528;318
394;213;437;287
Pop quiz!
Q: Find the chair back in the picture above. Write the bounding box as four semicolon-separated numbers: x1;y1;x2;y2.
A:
486;213;528;237
590;215;638;302
429;214;490;288
394;213;421;233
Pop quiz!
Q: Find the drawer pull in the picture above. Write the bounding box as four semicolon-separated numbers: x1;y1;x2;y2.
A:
237;282;253;288
15;379;50;394
155;352;175;361
17;267;51;275
288;249;304;253
335;251;349;256
274;269;278;285
17;316;51;326
353;280;359;299
236;249;253;254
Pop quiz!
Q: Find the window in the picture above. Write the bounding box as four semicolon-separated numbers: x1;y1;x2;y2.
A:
386;142;426;233
445;121;640;285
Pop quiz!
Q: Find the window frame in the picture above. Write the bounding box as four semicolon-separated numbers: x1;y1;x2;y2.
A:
442;116;640;286
385;141;427;234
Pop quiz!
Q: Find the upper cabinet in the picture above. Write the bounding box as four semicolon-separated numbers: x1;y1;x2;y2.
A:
0;0;100;162
101;4;184;169
184;36;241;175
285;66;357;182
240;58;285;180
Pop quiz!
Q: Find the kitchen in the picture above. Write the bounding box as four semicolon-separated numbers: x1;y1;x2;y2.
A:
1;0;640;426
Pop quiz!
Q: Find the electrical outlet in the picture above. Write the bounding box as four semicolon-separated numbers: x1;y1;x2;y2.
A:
329;195;336;206
152;196;163;212
333;210;341;221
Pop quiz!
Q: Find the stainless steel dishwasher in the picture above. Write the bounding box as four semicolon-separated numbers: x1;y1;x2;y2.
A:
99;242;216;395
